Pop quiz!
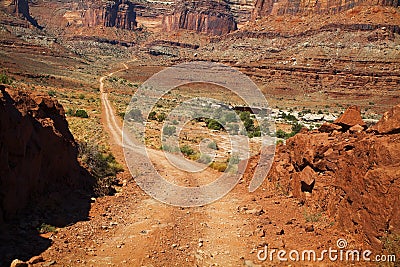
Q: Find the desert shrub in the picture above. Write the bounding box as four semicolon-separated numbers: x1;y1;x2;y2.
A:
78;141;123;196
207;141;218;150
276;129;288;139
157;112;166;122
210;162;227;172
206;119;223;130
48;90;57;97
79;94;85;99
227;123;239;135
0;73;13;85
148;111;157;120
161;144;179;153
127;108;143;122
118;112;125;119
381;233;400;258
163;125;176;136
303;210;322;222
180;145;194;156
75;109;89;118
228;154;240;164
37;223;57;234
223;112;238;123
197;154;212;164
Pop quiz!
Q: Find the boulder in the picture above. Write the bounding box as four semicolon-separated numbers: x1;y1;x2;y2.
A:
334;106;366;129
369;104;400;134
318;122;342;133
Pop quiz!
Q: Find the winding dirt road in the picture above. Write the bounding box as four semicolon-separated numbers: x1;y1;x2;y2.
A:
92;61;268;266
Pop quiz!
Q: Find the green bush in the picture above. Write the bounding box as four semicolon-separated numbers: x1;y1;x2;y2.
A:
228;154;240;164
127;108;143;122
75;109;89;118
207;141;218;150
148;111;157;120
0;73;13;85
48;90;57;97
210;162;227;172
180;145;194;156
161;144;179;153
37;223;57;234
78;141;123;196
157;112;166;122
163;125;176;136
197;154;212;164
206;119;223;130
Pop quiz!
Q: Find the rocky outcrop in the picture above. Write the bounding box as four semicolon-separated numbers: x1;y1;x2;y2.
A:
162;0;237;36
12;0;42;28
244;105;400;251
0;86;93;223
83;0;137;30
334;105;366;129
369;104;400;134
252;0;400;18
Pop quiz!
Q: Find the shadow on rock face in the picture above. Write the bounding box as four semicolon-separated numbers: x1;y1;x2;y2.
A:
0;85;95;266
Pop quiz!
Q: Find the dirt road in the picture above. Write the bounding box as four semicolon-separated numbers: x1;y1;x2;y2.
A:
38;60;345;267
95;60;259;266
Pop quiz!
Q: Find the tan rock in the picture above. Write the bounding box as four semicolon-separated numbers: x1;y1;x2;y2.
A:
10;259;27;267
334;106;366;128
369;104;400;134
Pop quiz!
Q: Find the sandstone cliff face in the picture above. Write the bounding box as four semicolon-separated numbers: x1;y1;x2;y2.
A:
83;0;137;30
12;0;41;28
244;105;400;251
162;0;238;36
0;86;92;223
252;0;399;18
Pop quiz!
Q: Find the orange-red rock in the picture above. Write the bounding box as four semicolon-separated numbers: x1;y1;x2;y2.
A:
369;103;400;134
334;105;366;129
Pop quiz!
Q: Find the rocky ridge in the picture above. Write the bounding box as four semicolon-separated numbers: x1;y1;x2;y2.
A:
0;85;93;224
162;0;238;36
252;0;400;18
244;104;400;251
82;0;137;30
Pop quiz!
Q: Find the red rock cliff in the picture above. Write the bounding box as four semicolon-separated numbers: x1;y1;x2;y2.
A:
83;0;137;30
0;86;92;223
244;105;400;251
252;0;399;18
162;0;238;36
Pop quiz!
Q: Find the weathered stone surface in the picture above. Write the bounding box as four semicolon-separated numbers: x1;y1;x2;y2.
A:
0;86;93;223
369;103;400;134
243;104;400;251
318;122;342;133
334;105;366;129
162;0;237;36
252;0;400;18
83;0;137;30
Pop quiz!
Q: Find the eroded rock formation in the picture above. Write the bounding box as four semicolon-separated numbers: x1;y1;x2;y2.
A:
252;0;400;18
244;105;400;251
12;0;41;28
162;0;238;36
83;0;137;30
0;86;93;223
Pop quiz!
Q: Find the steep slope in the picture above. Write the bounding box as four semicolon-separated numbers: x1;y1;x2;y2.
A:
0;85;93;224
252;0;399;18
244;104;400;251
162;0;238;35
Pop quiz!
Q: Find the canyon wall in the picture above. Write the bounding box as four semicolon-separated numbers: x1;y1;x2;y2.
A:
82;0;137;30
244;105;400;251
162;0;237;36
252;0;400;18
0;86;93;223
